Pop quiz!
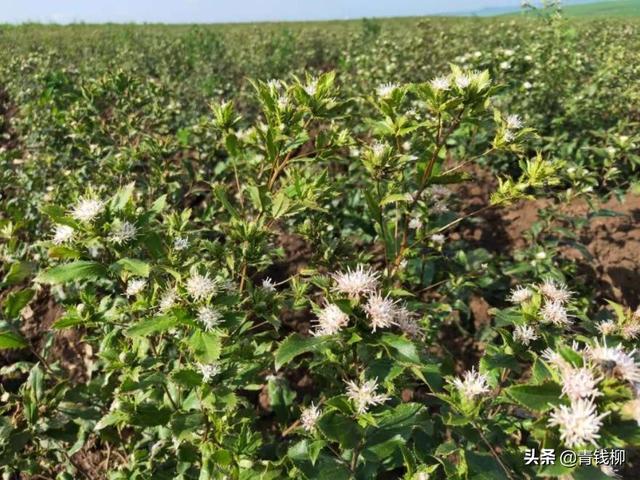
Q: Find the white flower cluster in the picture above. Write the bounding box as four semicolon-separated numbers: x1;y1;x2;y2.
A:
510;280;573;328
198;363;221;383
186;273;218;301
70;197;104;223
345;378;390;414
548;398;609;448
300;403;321;432
450;367;490;400
126;278;147;297
197;306;223;331
542;338;640;448
312;303;349;336
109;220;137;245
503;113;523;143
311;265;422;337
376;82;398;99
52;224;74;244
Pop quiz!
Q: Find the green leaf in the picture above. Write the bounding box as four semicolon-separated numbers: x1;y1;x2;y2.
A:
171;412;205;440
0;331;28;350
171;368;203;387
274;334;331;371
430;172;472;185
125;315;178;337
271;192;291;219
465;451;509;480
52;309;87;329
110;181;135;211
504;382;563;412
111;258;150;277
188;331;221;363
318;411;361;449
3;261;36;286
131;403;172;427
3;288;35;319
379;333;420;364
36;261;107;284
379;193;411;206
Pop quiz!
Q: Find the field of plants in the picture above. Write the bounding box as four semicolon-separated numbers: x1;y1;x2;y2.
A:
2;4;640;479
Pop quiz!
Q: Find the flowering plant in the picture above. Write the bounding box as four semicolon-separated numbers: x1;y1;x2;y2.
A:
1;22;639;479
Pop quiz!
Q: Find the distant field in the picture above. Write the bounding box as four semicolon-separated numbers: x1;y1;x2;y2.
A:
559;0;639;17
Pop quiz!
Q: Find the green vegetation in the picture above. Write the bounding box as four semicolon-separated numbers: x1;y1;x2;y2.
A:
563;0;640;17
1;4;640;479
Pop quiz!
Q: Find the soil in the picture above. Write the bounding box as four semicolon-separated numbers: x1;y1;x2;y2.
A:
455;164;640;310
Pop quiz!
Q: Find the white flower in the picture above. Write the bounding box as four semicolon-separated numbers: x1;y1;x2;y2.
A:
540;301;572;327
585;340;640;383
561;367;602;402
304;78;318;96
408;217;423;230
70;197;104;223
331;265;379;299
523;81;533;89
621;322;640;340
499;61;511;70
261;277;276;292
505;114;523;130
197;306;223;331
396;306;423;339
428;185;451;200
109;221;137;244
548;398;608;448
539;280;572;304
277;95;289;109
597;319;618;336
345;378;389;414
430;233;445;245
52;224;74;244
376;82;398;98
454;73;471;89
451;367;491;400
266;79;280;90
625;398;640;426
513;324;538;346
186;273;217;301
198;363;221;383
159;289;177;311
312;303;349;336
126;278;147;297
508;285;533;304
173;237;189;251
541;348;572;372
504;130;515;143
300;403;321;432
370;141;388;159
363;293;398;332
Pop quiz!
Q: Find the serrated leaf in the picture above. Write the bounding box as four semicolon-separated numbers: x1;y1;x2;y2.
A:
504;382;563;412
3;288;35;319
379;193;411;206
188;331;221;362
3;261;36;286
36;261;107;284
125;315;177;337
379;333;420;364
274;334;331;370
0;331;28;350
111;258;150;277
110;181;135;211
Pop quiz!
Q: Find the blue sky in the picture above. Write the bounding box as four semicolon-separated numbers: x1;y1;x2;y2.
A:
1;0;593;23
